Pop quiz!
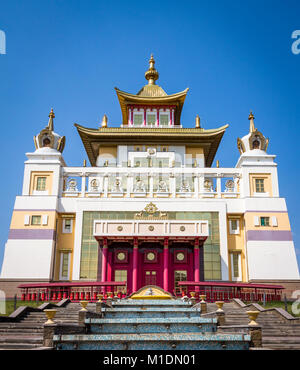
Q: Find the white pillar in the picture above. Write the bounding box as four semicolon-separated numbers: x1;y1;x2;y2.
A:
72;210;83;280
103;175;108;197
199;173;204;195
81;173;86;197
170;174;176;198
216;175;222;198
126;175;133;197
194;175;199;198
149;174;154;197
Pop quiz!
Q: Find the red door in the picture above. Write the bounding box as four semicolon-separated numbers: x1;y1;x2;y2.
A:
144;270;157;285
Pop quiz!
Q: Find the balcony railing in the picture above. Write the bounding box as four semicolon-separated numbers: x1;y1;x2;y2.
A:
60;167;241;199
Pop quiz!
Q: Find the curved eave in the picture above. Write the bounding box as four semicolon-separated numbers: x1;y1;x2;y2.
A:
75;123;228;167
115;87;189;126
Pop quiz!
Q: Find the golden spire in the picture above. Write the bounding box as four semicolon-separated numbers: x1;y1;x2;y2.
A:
101;114;108;128
47;108;55;131
145;54;159;85
195;114;201;128
248;111;255;133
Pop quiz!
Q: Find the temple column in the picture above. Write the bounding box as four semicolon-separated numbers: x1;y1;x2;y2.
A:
107;249;112;293
128;107;132;126
132;237;139;293
163;238;169;292
194;238;200;292
101;238;108;293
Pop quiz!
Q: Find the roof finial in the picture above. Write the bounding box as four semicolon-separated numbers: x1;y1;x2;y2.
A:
195;114;201;128
145;54;159;85
248;111;255;133
101;114;108;128
47;108;55;131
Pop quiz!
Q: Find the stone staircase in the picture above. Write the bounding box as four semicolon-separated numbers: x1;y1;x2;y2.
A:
2;299;299;350
53;300;251;350
210;301;300;350
0;302;82;350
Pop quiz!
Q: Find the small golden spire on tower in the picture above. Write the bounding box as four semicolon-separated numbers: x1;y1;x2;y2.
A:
216;160;220;168
145;54;159;85
195;114;201;128
248;111;255;133
47;108;55;131
101;114;108;128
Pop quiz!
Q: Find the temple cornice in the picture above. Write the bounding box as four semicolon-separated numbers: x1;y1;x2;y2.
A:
75;123;229;167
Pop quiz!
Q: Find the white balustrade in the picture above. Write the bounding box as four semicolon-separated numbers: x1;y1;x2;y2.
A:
61;167;241;199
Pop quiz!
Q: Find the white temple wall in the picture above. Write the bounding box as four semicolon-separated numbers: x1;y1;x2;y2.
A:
0;240;54;279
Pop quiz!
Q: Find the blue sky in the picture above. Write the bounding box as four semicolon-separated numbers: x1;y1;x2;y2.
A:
0;0;299;270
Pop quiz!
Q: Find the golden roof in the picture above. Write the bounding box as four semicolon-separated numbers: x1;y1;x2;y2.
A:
75;123;228;167
115;55;189;125
115;87;189;126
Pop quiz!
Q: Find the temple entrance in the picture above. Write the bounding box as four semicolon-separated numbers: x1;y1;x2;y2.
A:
140;242;163;289
144;270;157;286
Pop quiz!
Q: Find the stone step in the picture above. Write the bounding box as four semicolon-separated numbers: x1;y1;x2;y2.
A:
0;328;44;333
0;343;43;350
0;323;44;328
86;317;218;334
262;343;300;350
27;312;79;317
104;306;199;312
21;316;78;324
262;336;300;344
0;335;43;344
106;306;195;312
53;332;251;350
112;300;192;307
103;310;199;319
262;329;300;335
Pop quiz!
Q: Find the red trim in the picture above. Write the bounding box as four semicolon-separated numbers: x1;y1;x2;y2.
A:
18;281;126;288
177;281;284;289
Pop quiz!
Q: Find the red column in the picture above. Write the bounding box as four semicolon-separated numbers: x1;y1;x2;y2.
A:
132;238;139;293
128;108;131;125
163;238;169;292
156;108;159;127
194;238;200;292
143;107;146;126
107;249;112;293
101;238;108;293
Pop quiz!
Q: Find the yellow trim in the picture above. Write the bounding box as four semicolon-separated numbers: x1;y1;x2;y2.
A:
249;173;272;197
227;215;247;282
185;147;204;157
131;295;171;300
98;146;117;157
54;214;76;281
10;211;56;229
29;171;53;195
244;212;291;231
